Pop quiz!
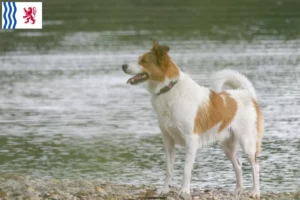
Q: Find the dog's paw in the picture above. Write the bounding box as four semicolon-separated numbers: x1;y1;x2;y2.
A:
234;187;244;195
250;190;260;199
156;186;170;195
179;188;192;200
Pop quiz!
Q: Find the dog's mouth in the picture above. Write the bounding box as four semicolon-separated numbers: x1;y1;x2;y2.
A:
126;72;149;85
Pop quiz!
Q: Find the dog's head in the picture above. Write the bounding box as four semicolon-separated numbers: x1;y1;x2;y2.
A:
122;40;180;85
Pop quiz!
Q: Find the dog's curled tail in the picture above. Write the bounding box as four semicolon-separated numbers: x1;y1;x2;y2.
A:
211;69;257;100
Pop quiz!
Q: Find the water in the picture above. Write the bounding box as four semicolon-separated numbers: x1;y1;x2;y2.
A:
0;0;300;193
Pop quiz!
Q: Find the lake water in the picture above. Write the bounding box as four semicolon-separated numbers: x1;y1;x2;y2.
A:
0;0;299;193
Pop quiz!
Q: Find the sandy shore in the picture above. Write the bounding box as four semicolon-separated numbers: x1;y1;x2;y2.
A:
0;174;299;200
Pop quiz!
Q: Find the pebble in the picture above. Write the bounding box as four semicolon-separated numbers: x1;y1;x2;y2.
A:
134;188;146;193
27;193;40;200
27;187;35;193
56;189;73;199
51;193;61;200
96;186;108;196
24;176;31;187
0;192;7;200
166;197;175;200
49;179;61;184
12;192;23;197
6;180;21;191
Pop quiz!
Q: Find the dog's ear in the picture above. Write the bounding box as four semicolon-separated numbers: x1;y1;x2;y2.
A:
151;40;170;54
152;40;170;66
152;39;160;51
159;45;169;54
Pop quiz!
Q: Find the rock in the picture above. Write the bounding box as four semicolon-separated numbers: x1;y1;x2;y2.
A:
77;179;93;188
0;191;7;199
27;187;35;193
6;180;22;191
166;197;175;200
49;179;61;184
132;189;146;196
76;188;93;198
40;192;50;199
96;186;108;196
12;191;23;197
49;194;59;200
26;193;41;200
143;189;157;197
24;176;31;187
56;189;73;199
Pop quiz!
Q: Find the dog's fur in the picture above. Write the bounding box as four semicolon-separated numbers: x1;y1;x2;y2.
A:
122;40;264;198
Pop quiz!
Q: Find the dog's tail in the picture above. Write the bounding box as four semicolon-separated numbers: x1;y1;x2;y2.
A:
211;69;257;100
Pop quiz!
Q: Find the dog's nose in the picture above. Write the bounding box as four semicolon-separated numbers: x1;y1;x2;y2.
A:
122;64;128;72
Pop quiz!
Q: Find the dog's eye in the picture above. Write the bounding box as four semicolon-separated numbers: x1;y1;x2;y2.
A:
141;59;146;63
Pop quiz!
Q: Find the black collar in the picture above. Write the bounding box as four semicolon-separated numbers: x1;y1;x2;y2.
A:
156;81;178;96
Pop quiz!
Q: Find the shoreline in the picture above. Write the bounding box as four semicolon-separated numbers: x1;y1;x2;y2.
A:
0;175;299;200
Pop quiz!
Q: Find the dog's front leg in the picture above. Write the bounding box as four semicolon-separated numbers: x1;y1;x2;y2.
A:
156;133;175;195
179;140;198;197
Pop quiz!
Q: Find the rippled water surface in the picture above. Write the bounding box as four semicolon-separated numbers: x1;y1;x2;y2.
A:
0;0;300;193
0;36;299;192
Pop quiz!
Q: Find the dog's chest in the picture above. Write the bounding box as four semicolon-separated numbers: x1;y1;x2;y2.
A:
152;97;186;145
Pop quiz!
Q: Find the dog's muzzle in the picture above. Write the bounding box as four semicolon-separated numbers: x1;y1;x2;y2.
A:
122;63;149;85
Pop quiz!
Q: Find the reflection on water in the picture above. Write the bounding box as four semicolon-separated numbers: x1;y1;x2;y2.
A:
0;37;299;192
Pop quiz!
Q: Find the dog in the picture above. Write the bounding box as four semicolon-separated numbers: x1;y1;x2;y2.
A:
122;40;264;199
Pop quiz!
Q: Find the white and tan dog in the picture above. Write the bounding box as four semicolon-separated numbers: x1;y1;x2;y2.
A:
122;40;264;198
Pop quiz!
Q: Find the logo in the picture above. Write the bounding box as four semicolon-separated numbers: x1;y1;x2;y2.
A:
23;7;36;24
2;2;42;29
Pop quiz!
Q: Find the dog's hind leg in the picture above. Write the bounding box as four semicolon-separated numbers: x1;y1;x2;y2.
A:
247;153;260;199
156;132;175;195
221;134;243;195
239;133;260;199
